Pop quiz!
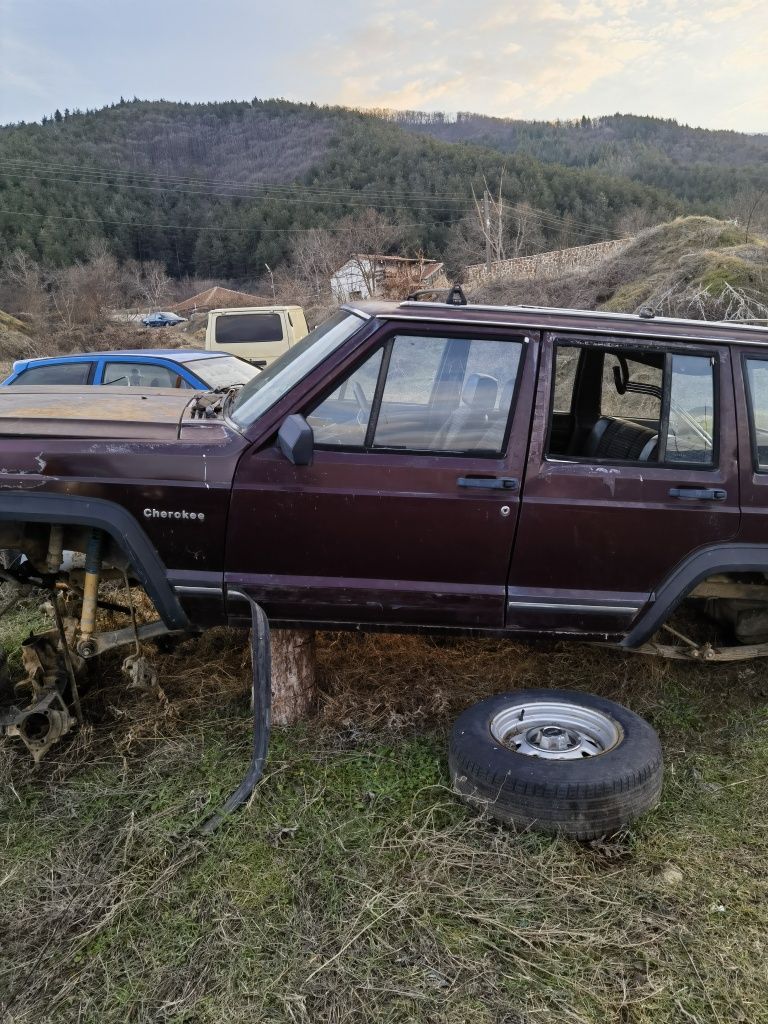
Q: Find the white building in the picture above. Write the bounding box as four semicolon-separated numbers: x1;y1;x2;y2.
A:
331;254;446;303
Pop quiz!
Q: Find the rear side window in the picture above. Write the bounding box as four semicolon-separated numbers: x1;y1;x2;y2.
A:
12;362;92;385
745;358;768;469
601;353;663;420
548;341;716;466
215;313;283;344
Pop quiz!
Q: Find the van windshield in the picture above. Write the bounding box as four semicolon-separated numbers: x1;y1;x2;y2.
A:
230;311;367;427
215;312;283;344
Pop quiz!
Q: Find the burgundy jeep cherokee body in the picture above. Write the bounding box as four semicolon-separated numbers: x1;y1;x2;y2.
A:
2;300;768;652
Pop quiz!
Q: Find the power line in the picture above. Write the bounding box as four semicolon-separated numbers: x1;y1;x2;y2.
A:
0;157;627;236
0;157;476;204
0;167;477;215
0;206;448;234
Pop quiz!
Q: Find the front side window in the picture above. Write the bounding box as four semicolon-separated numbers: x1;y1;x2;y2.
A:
13;361;92;385
745;357;768;469
307;333;524;455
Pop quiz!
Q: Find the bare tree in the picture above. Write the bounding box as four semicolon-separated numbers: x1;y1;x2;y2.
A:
50;242;123;328
472;176;506;264
1;251;50;328
732;187;768;242
126;260;172;310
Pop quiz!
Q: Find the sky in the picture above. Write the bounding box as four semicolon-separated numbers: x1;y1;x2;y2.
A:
1;0;766;131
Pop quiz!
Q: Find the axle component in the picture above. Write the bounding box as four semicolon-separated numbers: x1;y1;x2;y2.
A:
0;633;75;762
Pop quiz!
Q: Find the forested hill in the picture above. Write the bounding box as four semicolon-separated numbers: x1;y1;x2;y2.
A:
0;98;751;280
385;111;768;206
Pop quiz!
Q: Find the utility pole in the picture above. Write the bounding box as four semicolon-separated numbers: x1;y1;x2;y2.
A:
483;189;492;273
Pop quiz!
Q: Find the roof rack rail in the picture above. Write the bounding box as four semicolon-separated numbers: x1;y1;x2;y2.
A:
405;284;468;306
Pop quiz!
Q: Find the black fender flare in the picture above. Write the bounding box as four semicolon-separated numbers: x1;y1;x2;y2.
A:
623;543;768;648
0;491;189;630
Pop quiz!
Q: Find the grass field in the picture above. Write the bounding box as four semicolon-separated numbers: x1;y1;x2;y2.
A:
1;595;768;1023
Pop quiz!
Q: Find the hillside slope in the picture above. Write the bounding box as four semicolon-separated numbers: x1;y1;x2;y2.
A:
472;217;768;321
390;112;768;207
1;99;682;278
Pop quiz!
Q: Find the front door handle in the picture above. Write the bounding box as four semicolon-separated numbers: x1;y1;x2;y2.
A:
669;487;727;502
457;476;519;491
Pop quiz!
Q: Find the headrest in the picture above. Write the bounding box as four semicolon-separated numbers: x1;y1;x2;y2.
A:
462;373;498;409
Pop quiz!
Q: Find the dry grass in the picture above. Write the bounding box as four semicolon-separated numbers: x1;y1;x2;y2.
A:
1;605;768;1023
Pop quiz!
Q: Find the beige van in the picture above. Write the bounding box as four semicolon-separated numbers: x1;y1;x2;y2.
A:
204;306;308;366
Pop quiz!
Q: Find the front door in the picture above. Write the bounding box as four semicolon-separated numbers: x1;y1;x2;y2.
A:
508;331;740;636
227;324;538;628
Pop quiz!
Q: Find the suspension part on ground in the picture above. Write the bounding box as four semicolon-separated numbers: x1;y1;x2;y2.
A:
199;599;272;834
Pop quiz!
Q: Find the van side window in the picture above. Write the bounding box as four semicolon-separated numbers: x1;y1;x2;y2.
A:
547;342;716;466
307;334;524;455
745;357;768;470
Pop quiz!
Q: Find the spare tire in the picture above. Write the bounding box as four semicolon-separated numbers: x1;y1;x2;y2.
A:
449;689;663;839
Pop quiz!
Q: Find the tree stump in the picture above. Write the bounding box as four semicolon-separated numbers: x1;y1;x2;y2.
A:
269;629;317;726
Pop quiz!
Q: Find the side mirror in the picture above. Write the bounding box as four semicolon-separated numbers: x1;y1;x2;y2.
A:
277;414;314;466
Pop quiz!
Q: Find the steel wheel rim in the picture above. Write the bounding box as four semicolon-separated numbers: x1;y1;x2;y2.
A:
490;699;622;759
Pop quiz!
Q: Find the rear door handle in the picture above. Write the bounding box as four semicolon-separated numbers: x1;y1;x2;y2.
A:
669;487;727;502
457;476;519;491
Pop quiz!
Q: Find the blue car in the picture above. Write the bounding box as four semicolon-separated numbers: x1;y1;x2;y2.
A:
2;349;259;390
141;311;186;327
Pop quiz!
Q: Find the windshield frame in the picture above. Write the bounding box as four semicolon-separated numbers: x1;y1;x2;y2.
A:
229;310;368;428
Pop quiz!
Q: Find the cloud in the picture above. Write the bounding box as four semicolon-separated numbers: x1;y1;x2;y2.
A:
286;0;767;131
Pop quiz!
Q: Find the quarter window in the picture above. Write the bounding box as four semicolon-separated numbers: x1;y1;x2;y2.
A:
307;334;524;455
745;358;768;470
665;355;715;465
308;348;384;447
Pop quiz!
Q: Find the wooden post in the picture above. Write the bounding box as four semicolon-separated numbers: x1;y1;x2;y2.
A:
269;629;317;726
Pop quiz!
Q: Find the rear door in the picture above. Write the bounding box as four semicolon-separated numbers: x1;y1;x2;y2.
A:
227;323;538;628
507;331;739;636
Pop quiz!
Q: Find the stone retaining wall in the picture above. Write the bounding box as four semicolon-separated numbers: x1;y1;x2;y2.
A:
465;237;632;284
